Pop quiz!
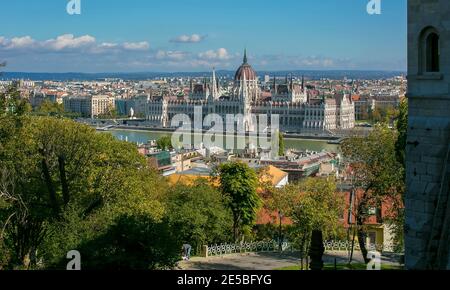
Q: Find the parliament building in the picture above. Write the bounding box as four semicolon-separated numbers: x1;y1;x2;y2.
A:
145;50;355;133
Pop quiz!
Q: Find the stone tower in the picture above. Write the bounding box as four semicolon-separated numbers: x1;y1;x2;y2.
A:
406;0;450;269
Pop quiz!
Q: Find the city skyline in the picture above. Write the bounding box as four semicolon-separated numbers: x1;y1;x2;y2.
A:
0;0;407;73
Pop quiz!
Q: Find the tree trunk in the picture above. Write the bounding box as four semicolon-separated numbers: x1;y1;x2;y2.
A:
41;158;58;215
357;221;370;264
356;191;371;264
58;155;70;206
233;213;239;243
349;226;357;263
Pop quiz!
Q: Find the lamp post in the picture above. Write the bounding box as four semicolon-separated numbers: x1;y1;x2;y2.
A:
278;210;284;252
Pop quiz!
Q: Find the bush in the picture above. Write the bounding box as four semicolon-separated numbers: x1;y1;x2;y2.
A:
52;214;180;270
165;180;233;255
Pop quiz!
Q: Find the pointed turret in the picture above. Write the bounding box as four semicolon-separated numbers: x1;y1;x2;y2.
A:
243;48;248;64
211;67;218;100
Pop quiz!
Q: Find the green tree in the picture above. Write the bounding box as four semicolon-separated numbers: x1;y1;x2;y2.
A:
36;100;64;116
391;99;408;252
0;82;31;117
370;107;383;123
0;116;166;269
61;214;180;270
395;99;408;167
341;125;404;263
277;178;344;269
156;136;173;151
164;180;232;255
216;162;261;242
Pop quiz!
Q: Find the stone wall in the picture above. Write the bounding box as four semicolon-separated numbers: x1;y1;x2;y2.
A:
406;0;450;269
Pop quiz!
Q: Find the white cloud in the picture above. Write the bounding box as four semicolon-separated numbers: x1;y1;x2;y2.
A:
170;34;206;43
123;41;150;51
99;42;119;49
155;50;189;61
43;34;96;51
0;34;368;72
9;36;35;49
0;36;36;50
198;48;231;60
0;34;150;54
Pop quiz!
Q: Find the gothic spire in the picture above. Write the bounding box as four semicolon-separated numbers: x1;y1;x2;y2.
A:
243;49;248;64
212;67;218;100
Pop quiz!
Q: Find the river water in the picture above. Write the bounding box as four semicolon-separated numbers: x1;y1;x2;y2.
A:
109;129;339;153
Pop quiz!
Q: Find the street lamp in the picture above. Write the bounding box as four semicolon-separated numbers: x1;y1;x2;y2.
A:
278;210;284;252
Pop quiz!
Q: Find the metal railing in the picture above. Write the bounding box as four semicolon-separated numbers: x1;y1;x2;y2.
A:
205;240;397;257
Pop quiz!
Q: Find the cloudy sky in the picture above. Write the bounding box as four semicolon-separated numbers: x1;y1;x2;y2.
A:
0;0;407;73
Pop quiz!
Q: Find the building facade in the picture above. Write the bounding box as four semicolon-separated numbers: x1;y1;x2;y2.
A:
145;51;355;133
63;95;115;118
406;0;450;270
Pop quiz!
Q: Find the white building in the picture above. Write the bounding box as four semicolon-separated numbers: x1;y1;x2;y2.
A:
145;51;355;133
63;95;115;118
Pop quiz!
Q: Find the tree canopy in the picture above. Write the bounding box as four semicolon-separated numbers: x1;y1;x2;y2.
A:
156;136;173;151
216;162;261;241
341;124;405;259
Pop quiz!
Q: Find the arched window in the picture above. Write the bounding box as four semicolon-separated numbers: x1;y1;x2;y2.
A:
426;33;440;72
420;27;440;73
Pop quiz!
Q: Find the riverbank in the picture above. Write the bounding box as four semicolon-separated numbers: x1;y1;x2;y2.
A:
111;125;342;143
105;128;340;153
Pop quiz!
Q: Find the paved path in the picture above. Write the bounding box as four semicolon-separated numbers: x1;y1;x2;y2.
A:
177;251;399;270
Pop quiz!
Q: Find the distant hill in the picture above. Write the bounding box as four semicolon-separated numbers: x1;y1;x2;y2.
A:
1;70;405;81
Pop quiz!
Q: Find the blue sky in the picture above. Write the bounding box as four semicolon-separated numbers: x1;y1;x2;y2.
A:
0;0;407;72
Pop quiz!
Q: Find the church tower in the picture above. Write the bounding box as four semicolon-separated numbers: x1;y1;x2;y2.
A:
406;0;450;269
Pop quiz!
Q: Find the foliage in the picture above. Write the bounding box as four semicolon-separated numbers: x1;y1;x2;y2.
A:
369;105;397;124
57;214;180;270
156;136;173;151
391;99;408;252
395;99;408;167
276;178;344;268
0;83;32;117
0;116;169;269
341;125;405;260
216;162;261;242
164;180;232;255
0;109;235;269
35;100;65;116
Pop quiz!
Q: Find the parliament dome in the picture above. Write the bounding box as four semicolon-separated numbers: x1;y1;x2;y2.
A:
234;50;257;81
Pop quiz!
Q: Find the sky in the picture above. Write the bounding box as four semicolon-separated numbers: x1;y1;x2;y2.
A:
0;0;407;73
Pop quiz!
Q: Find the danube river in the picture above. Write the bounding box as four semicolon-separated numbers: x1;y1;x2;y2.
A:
108;129;340;153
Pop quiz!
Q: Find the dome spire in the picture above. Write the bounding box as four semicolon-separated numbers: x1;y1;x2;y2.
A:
243;48;248;64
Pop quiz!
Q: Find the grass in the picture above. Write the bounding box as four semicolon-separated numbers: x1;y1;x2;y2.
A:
276;263;404;271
